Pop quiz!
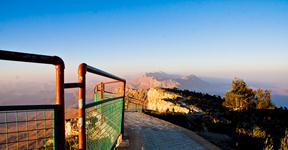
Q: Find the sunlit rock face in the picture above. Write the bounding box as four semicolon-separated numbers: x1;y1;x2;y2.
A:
125;88;148;101
121;87;204;114
146;88;189;114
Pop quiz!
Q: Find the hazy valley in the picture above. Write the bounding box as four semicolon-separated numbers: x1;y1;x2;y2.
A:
0;72;287;108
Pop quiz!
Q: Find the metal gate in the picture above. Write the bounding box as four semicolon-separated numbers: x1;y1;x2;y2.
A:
0;50;125;150
77;64;126;150
0;50;65;150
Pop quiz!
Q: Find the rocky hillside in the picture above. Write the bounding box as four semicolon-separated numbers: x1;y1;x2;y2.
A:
124;87;205;114
146;88;204;114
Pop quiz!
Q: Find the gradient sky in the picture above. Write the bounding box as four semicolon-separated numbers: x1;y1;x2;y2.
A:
0;0;288;85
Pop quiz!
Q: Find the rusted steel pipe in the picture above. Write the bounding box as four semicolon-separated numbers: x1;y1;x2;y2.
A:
86;65;125;82
0;50;64;66
78;63;87;150
64;83;82;89
55;64;65;150
95;80;123;86
93;80;122;94
94;84;99;93
100;82;104;99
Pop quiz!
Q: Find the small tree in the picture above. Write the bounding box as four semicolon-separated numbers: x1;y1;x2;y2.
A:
256;89;273;109
256;88;264;109
223;79;255;111
264;90;272;108
280;129;288;150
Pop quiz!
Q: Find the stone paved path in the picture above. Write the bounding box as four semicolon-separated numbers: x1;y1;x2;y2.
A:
116;112;220;150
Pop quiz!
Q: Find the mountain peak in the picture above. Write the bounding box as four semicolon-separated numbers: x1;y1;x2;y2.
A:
128;72;211;92
145;72;180;81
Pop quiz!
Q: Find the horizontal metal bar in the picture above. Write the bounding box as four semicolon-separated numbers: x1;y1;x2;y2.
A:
94;89;117;94
0;109;53;113
0;127;54;134
0;136;53;145
86;65;125;82
102;80;123;84
104;91;115;94
95;80;123;87
85;96;124;108
0;50;64;67
0;118;54;125
86;103;122;114
0;105;59;111
64;82;82;89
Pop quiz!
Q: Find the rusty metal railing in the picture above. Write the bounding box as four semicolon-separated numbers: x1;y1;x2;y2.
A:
77;63;126;150
0;50;65;150
0;50;126;150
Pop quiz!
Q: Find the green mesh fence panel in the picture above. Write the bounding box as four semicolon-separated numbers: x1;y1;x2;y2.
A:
0;110;54;150
85;92;123;150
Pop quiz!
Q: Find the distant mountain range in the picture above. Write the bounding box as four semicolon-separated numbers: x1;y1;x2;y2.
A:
0;72;287;107
127;72;288;107
128;72;229;96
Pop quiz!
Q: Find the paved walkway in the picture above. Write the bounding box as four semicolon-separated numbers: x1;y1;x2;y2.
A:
117;112;220;150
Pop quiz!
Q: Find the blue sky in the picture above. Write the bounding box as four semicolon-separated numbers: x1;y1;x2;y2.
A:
0;0;288;84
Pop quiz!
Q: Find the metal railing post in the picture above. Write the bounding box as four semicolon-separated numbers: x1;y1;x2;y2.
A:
95;85;99;93
54;64;65;150
100;82;104;99
121;81;126;135
78;63;87;150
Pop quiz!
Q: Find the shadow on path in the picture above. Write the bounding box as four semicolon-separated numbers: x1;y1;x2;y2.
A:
117;112;220;150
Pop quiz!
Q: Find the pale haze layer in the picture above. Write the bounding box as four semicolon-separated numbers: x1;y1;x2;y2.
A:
0;0;288;104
